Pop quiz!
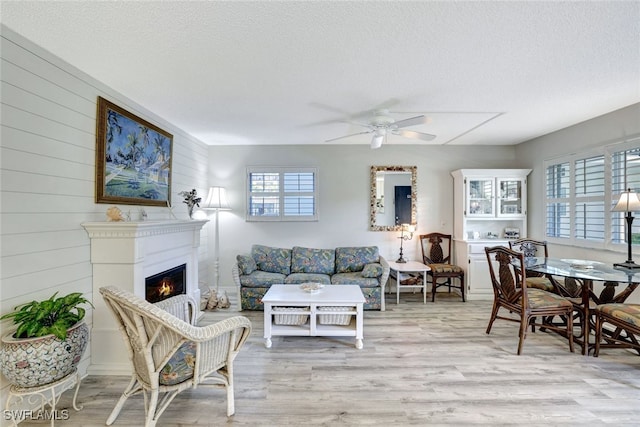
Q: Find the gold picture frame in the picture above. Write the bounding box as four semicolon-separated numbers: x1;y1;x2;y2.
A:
95;97;173;206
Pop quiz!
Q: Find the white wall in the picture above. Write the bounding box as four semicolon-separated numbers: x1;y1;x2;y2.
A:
0;24;211;396
207;144;521;288
514;102;640;302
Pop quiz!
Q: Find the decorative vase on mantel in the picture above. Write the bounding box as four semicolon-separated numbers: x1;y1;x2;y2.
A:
0;321;89;388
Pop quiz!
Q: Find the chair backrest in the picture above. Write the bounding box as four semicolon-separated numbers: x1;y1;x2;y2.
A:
153;294;198;326
485;246;527;306
420;233;453;264
99;287;196;388
508;238;549;258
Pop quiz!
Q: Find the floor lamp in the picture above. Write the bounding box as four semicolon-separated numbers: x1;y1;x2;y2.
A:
202;186;231;291
612;188;640;269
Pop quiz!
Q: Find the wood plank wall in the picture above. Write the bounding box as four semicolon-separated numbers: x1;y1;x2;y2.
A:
0;25;211;395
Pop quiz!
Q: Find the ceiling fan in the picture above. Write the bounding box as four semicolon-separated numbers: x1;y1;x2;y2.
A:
325;109;436;149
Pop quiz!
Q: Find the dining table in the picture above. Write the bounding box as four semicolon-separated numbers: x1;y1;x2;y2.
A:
523;257;640;355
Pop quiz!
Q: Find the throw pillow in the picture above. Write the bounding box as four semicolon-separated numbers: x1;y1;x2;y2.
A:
361;263;383;278
237;254;257;275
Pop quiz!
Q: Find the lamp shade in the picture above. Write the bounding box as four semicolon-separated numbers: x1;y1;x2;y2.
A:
202;186;231;210
612;188;640;212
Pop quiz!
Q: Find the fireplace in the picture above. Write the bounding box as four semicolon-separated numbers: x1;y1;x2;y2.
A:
145;264;186;303
82;220;208;375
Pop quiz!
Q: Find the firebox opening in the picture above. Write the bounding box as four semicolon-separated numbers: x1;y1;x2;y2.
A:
145;264;186;303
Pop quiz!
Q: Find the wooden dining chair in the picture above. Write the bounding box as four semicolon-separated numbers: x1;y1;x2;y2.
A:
508;238;557;292
594;303;640;356
484;246;575;355
420;233;465;302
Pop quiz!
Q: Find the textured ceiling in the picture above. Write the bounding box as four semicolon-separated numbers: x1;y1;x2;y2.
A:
1;1;639;147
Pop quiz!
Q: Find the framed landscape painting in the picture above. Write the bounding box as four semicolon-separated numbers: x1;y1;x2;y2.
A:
95;97;173;206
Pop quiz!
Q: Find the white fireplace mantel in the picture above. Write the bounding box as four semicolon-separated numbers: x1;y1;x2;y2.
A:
82;219;208;375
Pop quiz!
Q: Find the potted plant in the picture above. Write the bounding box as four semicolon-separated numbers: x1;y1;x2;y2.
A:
179;188;201;219
0;292;92;388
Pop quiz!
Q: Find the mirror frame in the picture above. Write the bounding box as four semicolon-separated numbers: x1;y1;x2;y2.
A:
369;165;417;231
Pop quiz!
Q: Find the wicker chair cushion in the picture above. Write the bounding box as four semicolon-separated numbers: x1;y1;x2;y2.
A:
525;277;555;292
429;263;463;274
361;263;383;278
159;341;196;386
597;304;640;327
526;288;573;309
236;254;257;275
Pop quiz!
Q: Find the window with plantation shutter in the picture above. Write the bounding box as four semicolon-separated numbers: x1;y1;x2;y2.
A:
611;147;640;244
574;155;604;242
247;167;318;221
545;162;570;238
544;136;640;250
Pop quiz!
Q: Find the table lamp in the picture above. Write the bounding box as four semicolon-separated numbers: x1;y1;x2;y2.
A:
397;223;415;263
612;188;640;269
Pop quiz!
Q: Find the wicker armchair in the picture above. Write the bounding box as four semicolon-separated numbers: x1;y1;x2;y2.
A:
99;286;252;427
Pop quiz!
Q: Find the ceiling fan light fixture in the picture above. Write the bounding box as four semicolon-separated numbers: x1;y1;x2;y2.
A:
371;134;384;149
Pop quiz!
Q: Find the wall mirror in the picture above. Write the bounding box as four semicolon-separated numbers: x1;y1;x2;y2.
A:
370;166;417;231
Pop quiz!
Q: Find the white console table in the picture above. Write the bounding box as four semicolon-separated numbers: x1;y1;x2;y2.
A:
262;284;365;349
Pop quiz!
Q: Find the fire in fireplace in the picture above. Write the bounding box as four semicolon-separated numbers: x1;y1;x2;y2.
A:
145;264;186;303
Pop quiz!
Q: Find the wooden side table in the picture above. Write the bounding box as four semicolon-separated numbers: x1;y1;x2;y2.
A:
388;261;431;304
4;369;82;426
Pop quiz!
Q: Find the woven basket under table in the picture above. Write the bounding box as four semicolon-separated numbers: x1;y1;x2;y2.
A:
272;306;310;325
318;306;354;325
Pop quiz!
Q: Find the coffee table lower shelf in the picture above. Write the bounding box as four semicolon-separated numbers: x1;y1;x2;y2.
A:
262;285;365;349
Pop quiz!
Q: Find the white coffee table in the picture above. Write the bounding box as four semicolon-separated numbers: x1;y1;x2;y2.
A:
388;260;431;304
262;284;365;349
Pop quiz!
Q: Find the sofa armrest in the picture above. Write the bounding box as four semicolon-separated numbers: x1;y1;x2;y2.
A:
379;256;390;293
231;263;243;312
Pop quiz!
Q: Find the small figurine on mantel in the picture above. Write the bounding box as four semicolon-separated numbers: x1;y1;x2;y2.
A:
106;206;125;222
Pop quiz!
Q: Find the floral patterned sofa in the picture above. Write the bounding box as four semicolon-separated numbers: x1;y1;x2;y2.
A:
232;245;390;311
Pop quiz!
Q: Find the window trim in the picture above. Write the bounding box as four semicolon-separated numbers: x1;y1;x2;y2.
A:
246;167;318;222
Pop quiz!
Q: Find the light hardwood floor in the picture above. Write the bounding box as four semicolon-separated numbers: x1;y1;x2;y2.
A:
27;290;640;426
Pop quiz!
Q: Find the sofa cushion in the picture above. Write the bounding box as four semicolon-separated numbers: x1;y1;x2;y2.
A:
237;254;257;275
331;272;381;288
240;270;286;288
361;263;383;278
335;246;380;273
285;273;332;285
291;246;335;274
252;244;292;275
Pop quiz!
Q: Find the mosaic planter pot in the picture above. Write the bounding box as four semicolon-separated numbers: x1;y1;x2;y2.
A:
0;321;88;388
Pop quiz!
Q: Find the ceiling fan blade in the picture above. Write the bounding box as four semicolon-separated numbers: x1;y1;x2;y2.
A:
393;115;427;129
325;130;372;143
396;129;436;141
